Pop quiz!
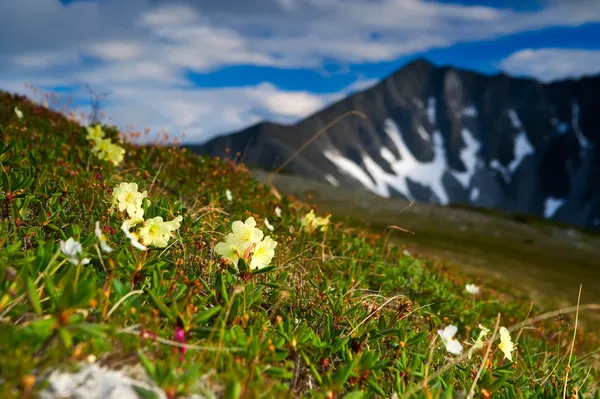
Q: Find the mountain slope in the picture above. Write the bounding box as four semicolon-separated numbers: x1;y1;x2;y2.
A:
186;58;600;229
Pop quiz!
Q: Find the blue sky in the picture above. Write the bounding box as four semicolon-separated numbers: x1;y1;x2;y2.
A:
1;0;600;143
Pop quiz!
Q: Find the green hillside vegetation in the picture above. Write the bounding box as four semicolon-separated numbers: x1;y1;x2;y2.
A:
0;89;598;398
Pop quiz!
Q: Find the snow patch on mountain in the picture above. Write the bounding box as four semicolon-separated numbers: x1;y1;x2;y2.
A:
509;132;535;173
416;125;430;141
572;100;591;155
508;109;523;130
462;106;478;117
544;196;565;218
382;119;449;204
413;98;424;108
490;159;511;183
507;109;535;173
470;187;480;201
323;149;380;194
427;97;436;125
324;174;340;187
551;117;569;134
451;128;480;188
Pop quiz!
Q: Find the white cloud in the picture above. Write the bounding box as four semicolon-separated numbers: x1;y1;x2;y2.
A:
137;4;200;27
87;41;144;61
500;48;600;82
12;50;81;68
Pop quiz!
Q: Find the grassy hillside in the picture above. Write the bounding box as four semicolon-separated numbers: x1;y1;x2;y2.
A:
0;90;599;399
250;170;600;309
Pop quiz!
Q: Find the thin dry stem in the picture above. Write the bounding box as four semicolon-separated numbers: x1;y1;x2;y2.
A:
562;284;582;399
467;313;501;399
267;110;367;184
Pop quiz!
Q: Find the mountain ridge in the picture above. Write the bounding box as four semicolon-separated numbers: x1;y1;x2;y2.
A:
185;57;600;229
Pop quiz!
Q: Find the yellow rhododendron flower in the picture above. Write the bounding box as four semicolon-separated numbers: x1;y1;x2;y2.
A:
86;125;105;142
104;142;125;165
92;138;112;157
112;182;148;220
121;218;147;251
300;209;331;232
214;216;277;271
138;215;182;248
232;217;264;247
249;236;277;270
214;233;245;265
498;327;515;361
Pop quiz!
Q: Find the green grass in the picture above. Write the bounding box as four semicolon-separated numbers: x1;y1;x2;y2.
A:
0;90;599;399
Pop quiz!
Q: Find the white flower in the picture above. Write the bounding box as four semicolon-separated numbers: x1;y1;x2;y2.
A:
59;237;90;265
403;249;411;257
225;189;232;202
112;182;148;220
121;219;148;251
498;327;515;361
264;218;274;231
468;324;490;359
14;107;23;119
249;236;277;270
465;284;480;295
94;222;113;253
274;206;281;218
437;325;463;355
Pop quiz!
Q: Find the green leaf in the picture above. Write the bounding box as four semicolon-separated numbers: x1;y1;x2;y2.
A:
194;306;222;324
138;352;156;380
58;328;73;349
251;265;276;275
237;257;248;273
148;290;174;322
25;275;43;316
71;323;110;338
343;391;365;399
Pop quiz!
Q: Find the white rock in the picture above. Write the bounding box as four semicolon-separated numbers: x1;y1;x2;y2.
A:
39;364;166;399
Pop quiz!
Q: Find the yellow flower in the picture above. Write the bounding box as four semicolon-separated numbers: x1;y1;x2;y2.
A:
138;215;182;248
104;142;125;165
214;216;277;271
300;210;331;232
112;182;148;220
86;125;105;142
121;218;147;251
498;327;515;361
231;217;264;248
92;138;112;159
214;233;245;265
249;236;277;270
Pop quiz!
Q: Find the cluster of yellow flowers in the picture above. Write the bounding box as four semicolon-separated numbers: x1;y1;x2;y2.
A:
112;182;182;249
214;216;277;271
86;125;125;166
300;209;331;233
